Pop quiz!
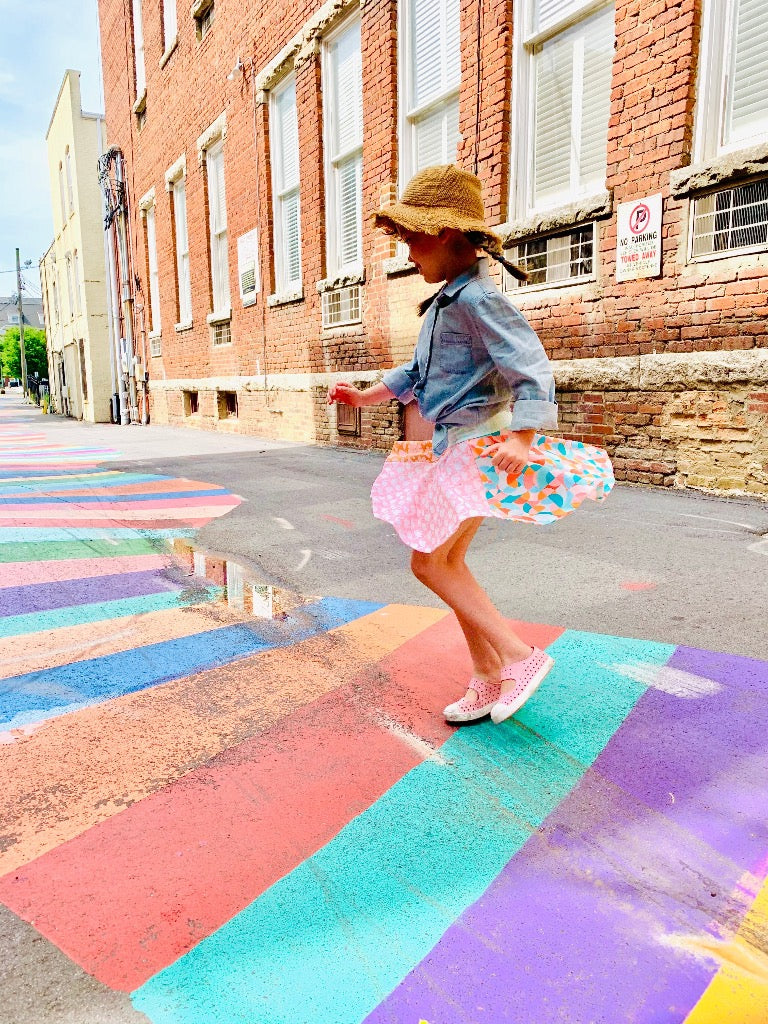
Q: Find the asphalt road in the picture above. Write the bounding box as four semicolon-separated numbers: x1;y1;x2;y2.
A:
24;403;765;660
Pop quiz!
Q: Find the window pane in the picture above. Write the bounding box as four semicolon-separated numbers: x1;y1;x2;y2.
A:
412;0;460;107
163;0;177;48
275;82;299;192
282;189;301;285
132;0;145;94
534;0;584;33
533;33;573;204
338;154;362;266
415;97;460;170
726;0;768;145
173;179;192;322
579;6;614;190
331;22;362;156
146;206;161;332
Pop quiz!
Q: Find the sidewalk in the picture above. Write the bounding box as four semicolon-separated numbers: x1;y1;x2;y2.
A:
1;396;767;1024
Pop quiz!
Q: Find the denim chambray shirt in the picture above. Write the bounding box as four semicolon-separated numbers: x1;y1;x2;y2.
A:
382;259;559;455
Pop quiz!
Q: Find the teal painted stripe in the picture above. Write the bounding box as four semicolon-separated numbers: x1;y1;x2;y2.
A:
0;527;195;544
0;587;222;639
0;539;164;562
132;630;674;1024
0;472;166;494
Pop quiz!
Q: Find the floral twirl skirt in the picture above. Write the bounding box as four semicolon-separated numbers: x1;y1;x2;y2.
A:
371;432;614;552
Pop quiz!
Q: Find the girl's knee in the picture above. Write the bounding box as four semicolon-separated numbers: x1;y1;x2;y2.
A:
410;549;439;584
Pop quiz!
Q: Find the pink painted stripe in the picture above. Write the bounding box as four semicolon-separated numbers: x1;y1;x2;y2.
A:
0;496;238;513
0;516;223;528
0;554;172;589
1;480;227;498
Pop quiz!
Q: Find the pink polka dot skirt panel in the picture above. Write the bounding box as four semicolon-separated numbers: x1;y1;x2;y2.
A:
371;433;615;552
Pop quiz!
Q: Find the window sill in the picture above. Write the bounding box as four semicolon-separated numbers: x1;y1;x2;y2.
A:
383;254;416;276
149;330;162;339
499;191;613;244
267;287;303;307
190;0;213;16
175;319;193;332
316;268;365;292
159;37;178;69
207;310;231;325
132;89;147;115
670;141;768;199
510;274;597;296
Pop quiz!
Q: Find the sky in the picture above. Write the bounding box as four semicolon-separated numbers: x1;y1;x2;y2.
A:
0;0;103;297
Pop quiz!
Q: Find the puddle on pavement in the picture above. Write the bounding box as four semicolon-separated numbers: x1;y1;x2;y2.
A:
171;539;316;620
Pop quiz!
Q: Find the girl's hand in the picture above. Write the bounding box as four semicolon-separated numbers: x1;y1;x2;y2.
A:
485;431;534;477
328;382;365;407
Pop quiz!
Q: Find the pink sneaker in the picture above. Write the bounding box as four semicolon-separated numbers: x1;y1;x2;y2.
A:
444;677;501;723
490;647;554;724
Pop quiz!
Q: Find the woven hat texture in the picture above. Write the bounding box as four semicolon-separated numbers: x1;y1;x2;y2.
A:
374;164;503;253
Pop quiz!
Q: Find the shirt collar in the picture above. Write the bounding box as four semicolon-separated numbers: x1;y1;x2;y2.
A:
437;257;488;306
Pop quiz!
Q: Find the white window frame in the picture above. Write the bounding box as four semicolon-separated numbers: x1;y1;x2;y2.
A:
205;141;231;318
511;0;614;219
694;0;768;164
163;0;178;52
65;253;74;318
132;0;146;97
270;75;302;295
172;176;192;325
398;0;461;187
143;203;161;335
58;162;67;222
322;15;363;279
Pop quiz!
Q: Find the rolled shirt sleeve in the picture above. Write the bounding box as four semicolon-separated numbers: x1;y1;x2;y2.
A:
477;292;559;432
381;357;420;405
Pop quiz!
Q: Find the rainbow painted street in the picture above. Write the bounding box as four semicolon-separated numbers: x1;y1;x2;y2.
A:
1;404;767;1024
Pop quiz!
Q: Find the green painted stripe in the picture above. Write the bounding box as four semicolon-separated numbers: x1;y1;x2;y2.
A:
133;630;674;1024
0;539;166;562
0;587;222;639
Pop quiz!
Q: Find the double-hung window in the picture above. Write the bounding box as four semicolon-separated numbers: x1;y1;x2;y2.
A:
512;0;614;216
206;142;230;317
695;0;768;161
323;16;363;277
163;0;178;51
399;0;461;182
132;0;146;97
145;203;161;334
270;76;302;294
172;176;192;324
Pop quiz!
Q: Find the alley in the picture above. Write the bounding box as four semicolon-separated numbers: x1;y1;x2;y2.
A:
0;397;767;1024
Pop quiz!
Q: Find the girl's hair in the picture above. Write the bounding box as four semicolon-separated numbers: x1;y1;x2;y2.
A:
416;233;527;316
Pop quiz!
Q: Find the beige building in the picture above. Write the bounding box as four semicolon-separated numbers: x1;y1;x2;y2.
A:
40;70;114;422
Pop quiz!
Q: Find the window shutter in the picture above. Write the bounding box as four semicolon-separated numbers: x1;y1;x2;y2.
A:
333;24;362;156
338;154;362;265
578;6;613;191
726;0;768;145
533;32;573;205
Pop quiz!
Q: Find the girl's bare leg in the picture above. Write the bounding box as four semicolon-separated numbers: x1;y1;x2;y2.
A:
410;518;531;699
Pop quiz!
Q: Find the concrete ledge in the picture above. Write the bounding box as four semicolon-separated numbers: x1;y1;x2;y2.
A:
498;191;613;245
149;370;382;393
670;142;768;198
553;348;768;391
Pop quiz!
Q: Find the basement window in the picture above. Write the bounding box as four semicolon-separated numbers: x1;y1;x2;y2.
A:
211;320;231;346
184;390;199;415
336;402;361;437
217;390;238;419
322;284;362;328
504;225;595;290
691;179;768;260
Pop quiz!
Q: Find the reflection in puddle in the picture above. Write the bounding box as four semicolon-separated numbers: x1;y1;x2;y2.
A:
172;539;315;620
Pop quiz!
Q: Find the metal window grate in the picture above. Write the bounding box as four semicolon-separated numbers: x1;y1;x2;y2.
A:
505;225;595;289
150;336;162;357
184;390;198;415
322;284;362;328
195;3;214;40
691;180;768;258
212;320;231;346
217;390;238;418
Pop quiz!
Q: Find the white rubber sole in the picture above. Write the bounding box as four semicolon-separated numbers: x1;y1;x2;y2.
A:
490;655;555;724
443;699;498;724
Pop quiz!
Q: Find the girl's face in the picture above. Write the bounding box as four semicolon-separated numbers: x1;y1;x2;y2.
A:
399;231;448;284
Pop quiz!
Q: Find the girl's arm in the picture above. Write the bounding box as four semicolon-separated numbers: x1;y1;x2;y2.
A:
327;380;396;407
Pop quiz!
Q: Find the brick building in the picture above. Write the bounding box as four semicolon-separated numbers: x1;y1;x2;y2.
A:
97;0;768;494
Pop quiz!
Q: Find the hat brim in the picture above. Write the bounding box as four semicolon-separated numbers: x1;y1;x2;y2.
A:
373;202;503;252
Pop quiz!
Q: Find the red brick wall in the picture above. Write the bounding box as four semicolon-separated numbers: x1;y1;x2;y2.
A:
98;0;768;492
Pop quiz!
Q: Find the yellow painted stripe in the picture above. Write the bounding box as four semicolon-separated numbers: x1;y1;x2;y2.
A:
683;874;768;1023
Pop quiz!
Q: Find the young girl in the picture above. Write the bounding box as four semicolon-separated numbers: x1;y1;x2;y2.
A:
328;164;613;725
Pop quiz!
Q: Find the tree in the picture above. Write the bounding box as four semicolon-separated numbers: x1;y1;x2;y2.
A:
1;327;48;379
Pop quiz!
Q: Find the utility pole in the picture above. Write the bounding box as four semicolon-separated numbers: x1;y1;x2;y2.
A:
15;248;28;393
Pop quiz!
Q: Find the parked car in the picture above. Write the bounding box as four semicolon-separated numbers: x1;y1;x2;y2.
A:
7;378;20;388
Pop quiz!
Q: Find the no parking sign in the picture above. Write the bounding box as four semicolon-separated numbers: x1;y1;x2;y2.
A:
616;193;662;281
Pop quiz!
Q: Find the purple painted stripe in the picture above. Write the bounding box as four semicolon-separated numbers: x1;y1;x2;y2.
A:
0;570;182;617
366;647;768;1024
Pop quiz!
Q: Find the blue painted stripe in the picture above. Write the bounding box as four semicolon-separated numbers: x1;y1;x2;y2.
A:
0;527;195;543
0;598;382;731
0;468;118;480
0;488;230;505
0;587;218;643
132;631;674;1024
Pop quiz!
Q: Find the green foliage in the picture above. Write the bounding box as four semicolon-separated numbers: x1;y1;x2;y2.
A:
1;326;48;379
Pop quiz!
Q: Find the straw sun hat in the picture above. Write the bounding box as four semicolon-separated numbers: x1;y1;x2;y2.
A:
373;164;505;255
